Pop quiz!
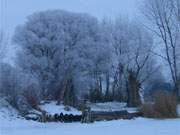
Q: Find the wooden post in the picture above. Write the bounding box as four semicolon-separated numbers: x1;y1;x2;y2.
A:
81;100;93;123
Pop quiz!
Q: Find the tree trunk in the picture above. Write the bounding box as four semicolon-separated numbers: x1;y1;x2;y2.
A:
127;71;141;107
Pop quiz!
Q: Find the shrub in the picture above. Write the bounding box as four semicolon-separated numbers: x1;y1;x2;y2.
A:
139;103;154;118
23;85;40;109
153;92;177;118
87;88;104;103
140;91;178;118
16;95;32;115
23;90;39;109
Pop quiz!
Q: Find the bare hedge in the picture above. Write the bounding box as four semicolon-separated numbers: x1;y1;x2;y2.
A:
140;91;178;118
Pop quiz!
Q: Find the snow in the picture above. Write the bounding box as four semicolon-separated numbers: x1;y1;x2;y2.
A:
1;116;180;135
89;102;127;112
28;109;42;115
39;101;82;115
125;107;138;113
89;102;138;113
0;98;20;121
0;100;180;135
25;113;39;119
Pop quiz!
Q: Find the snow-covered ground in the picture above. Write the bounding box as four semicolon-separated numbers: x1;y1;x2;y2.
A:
89;102;138;113
1;116;180;135
0;100;180;135
39;101;137;115
39;101;82;115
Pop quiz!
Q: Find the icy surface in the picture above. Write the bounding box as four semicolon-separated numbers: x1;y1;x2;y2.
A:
39;101;82;115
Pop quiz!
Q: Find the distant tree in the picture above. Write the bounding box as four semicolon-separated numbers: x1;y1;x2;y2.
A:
0;64;21;106
110;17;130;100
0;63;40;113
0;31;8;62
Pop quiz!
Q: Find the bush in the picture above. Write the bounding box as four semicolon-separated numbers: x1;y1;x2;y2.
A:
86;88;104;103
153;92;177;118
139;103;154;118
16;95;32;115
140;91;178;118
23;89;39;109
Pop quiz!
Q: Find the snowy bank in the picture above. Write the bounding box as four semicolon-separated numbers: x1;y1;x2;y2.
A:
39;101;82;115
0;99;180;135
1;116;180;135
89;102;138;113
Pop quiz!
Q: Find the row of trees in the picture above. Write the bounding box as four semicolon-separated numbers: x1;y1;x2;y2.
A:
0;0;179;114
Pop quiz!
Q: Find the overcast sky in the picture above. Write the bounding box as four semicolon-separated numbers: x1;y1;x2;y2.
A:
0;0;142;35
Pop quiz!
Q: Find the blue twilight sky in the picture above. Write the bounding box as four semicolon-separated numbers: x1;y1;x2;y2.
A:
0;0;142;34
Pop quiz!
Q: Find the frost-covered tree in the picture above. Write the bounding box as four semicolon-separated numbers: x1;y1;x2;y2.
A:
110;17;132;101
104;17;157;105
125;23;156;106
0;63;40;114
0;31;8;62
13;10;109;103
12;9;160;106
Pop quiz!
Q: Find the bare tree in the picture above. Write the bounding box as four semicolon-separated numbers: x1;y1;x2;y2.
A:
170;0;180;22
103;17;156;105
126;23;155;106
110;17;131;101
143;0;180;98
